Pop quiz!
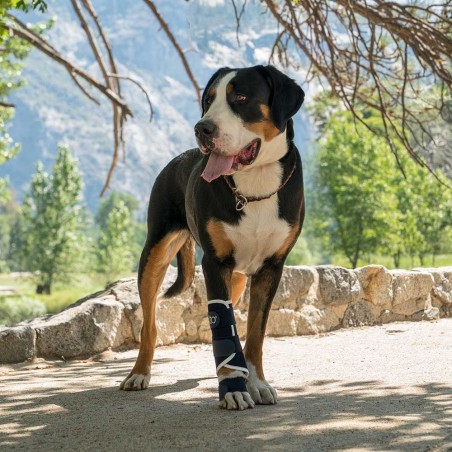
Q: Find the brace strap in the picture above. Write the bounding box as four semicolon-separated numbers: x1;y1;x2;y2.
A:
208;300;249;377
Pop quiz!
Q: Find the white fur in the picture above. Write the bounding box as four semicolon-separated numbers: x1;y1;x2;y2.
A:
223;159;291;275
246;362;277;404
120;373;150;391
203;71;260;157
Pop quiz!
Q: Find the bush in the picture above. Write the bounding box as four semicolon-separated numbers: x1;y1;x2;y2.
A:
0;295;47;326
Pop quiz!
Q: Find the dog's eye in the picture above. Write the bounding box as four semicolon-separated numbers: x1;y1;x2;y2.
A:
205;96;213;106
234;94;247;103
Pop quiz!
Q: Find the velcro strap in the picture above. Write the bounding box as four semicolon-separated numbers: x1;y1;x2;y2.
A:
212;339;236;357
207;300;249;378
219;377;247;401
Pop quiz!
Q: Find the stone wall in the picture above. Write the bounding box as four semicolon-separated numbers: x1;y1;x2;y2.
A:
1;265;451;364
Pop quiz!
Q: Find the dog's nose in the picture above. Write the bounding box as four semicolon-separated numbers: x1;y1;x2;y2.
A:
194;120;218;138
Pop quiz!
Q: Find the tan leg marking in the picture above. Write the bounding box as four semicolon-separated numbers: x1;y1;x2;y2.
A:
244;104;281;142
244;272;278;404
179;235;196;290
243;275;273;380
231;272;247;307
275;223;300;258
121;230;188;389
206;219;234;259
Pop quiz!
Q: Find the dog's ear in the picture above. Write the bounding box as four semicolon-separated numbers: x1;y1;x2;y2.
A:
201;67;232;116
260;65;305;131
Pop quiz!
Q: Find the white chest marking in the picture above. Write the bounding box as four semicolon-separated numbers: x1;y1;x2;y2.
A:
223;162;291;275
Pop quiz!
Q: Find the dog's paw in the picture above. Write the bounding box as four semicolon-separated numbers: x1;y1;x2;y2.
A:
246;363;277;405
247;379;277;404
218;373;254;410
119;373;150;391
219;391;255;410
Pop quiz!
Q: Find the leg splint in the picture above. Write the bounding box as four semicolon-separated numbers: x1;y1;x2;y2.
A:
208;300;249;376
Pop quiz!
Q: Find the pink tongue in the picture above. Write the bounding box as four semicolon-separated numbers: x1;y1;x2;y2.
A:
201;152;234;182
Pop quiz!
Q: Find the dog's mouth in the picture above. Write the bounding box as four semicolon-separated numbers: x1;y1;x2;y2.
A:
201;139;261;183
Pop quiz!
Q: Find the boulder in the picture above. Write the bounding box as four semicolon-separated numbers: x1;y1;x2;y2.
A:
316;266;361;306
418;267;452;308
391;270;434;316
267;309;300;336
342;300;375;328
271;266;316;310
0;326;36;363
34;296;126;359
297;305;339;335
354;265;393;309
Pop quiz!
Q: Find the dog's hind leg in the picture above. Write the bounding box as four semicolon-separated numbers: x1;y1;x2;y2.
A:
244;258;284;405
120;230;189;390
231;272;247;308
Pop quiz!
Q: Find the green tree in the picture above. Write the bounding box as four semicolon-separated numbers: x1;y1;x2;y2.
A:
19;145;86;293
312;111;401;268
96;199;133;283
394;162;452;266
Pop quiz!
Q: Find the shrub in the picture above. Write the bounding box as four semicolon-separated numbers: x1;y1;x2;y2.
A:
0;295;47;326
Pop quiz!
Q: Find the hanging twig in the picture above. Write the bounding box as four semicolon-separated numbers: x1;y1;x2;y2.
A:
108;73;154;122
142;0;202;108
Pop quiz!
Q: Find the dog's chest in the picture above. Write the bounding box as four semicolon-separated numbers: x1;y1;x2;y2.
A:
223;163;291;274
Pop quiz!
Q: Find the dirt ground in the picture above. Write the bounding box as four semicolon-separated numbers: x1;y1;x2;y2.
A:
1;319;452;451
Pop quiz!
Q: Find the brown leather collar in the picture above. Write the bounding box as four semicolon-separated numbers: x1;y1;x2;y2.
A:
223;156;297;211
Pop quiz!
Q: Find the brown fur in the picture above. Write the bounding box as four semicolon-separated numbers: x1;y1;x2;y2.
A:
244;104;280;142
230;272;247;307
125;231;189;378
243;270;274;380
275;223;300;258
206;219;234;259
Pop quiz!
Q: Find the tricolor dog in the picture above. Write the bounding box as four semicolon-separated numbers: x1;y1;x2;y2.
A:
120;65;305;410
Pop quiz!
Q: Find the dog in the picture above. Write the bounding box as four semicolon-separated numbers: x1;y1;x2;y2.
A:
120;65;305;411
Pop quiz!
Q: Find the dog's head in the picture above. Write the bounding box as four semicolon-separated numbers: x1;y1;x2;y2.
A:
195;65;304;182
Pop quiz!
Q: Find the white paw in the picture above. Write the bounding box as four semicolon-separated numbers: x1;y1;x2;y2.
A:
246;363;278;405
219;391;255;410
247;380;277;404
120;373;150;391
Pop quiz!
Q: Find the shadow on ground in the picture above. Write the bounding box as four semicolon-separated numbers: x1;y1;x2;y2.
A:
1;352;451;451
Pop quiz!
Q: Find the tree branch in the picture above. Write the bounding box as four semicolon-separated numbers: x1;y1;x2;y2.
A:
142;0;202;108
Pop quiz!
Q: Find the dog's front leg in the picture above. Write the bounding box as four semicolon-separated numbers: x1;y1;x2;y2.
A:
202;255;254;410
244;258;284;405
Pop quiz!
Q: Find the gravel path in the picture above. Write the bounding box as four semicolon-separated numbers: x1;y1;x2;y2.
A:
1;319;452;451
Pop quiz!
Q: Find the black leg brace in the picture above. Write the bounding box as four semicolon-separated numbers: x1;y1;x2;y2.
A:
208;300;249;400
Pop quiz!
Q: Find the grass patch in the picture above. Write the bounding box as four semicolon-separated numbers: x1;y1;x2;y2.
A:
0;295;47;326
0;273;116;314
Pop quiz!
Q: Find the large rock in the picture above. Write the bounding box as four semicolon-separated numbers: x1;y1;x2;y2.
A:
297;305;339;335
418;267;452;308
155;294;192;346
34;296;127;359
271;266;316;310
391;270;434;316
342;300;375;328
267;309;300;336
316;266;361;306
0;325;36;363
355;265;393;309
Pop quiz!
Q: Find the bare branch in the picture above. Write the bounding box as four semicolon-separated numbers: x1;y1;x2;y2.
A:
142;0;202;108
0;101;15;108
108;73;154;122
261;0;452;187
2;15;132;116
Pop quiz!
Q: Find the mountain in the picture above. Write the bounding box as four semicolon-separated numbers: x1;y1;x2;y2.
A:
1;0;314;213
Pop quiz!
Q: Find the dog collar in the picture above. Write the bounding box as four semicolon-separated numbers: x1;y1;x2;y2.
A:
223;155;297;211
